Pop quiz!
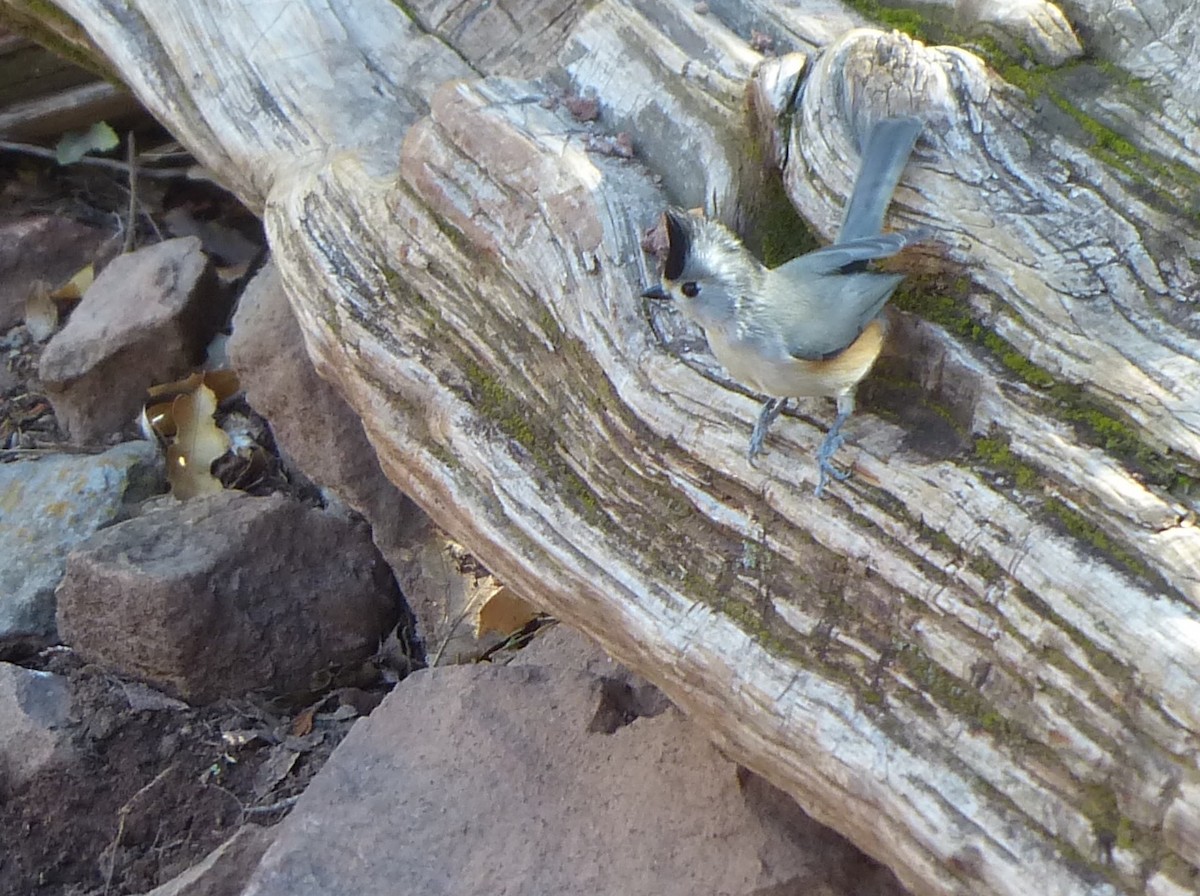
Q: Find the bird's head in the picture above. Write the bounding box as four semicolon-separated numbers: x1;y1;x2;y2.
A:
642;210;762;330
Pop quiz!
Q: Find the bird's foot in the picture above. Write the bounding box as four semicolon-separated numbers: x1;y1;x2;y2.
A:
747;398;786;462
814;414;851;498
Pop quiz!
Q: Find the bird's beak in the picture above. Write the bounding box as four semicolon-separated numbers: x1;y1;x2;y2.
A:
641;285;669;301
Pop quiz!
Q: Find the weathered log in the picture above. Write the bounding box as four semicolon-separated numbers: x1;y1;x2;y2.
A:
0;28;139;139
5;2;1199;895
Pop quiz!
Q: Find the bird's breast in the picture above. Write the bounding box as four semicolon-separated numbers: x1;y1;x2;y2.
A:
703;318;886;400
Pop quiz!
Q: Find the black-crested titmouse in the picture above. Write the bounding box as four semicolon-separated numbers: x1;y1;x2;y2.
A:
643;116;930;496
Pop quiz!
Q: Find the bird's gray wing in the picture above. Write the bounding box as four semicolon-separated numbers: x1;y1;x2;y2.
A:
781;230;931;277
760;115;928;360
767;262;903;360
766;230;928;360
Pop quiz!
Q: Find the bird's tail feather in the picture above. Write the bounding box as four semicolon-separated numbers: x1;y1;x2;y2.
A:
837;116;923;244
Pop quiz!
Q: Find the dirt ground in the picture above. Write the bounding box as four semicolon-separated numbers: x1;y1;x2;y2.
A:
0;144;399;895
1;649;370;896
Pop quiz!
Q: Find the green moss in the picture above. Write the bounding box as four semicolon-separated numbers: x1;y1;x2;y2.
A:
896;278;1198;493
859;688;886;708
1012;587;1135;688
893;281;1054;388
838;1;1200;210
838;0;934;42
1080;783;1138;854
459;359;606;520
733;93;821;268
1043;497;1152;581
973;435;1039;490
876;8;930;39
537;308;563;344
755;168;822;267
1049;395;1194;493
893;643;1029;743
921;520;960;557
376;212;615;529
971;44;1198;199
464;361;535;448
720;596;799;658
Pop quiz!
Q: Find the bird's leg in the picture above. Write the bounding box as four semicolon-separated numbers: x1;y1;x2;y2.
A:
815;394;855;498
747;397;786;461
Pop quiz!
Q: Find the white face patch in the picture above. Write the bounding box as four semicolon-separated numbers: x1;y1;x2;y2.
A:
664;217;765;334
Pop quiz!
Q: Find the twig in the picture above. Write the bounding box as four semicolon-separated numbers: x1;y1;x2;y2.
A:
207;781;299;821
0;138;195;179
103;764;177;895
123;131;137;253
430;579;490;667
243;795;300;816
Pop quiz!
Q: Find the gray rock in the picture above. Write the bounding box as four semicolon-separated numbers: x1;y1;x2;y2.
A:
0;663;74;793
0;439;163;642
0;213;118;331
134;823;276;896
56;491;400;703
38;236;228;443
241;662;905;896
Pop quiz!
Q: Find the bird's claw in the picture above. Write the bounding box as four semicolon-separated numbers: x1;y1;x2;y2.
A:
814;454;851;498
747;398;786;463
813;417;850;498
746;401;853;498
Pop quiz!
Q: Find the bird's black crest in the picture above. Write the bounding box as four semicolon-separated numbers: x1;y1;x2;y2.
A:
662;211;690;281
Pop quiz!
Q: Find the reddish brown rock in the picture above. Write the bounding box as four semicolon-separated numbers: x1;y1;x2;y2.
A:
38;236;228;443
241;658;906;896
228;263;458;652
0;214;118;331
228;261;418;555
56;491;400;703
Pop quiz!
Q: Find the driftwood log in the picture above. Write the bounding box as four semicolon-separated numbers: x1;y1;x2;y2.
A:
4;1;1200;894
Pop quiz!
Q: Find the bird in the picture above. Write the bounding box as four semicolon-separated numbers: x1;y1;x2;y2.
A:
642;116;931;496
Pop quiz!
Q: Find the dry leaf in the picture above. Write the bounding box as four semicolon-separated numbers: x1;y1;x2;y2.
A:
290;706;316;738
55;121;119;165
148;369;239;402
50;263;94;302
167;383;229;500
148;371;204;399
142;399;178;439
24;281;58;342
202;368;240;401
473;584;539;638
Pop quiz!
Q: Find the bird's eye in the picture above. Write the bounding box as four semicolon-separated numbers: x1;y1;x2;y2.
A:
681;281;700;298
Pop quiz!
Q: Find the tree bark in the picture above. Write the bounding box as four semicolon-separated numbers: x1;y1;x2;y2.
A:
5;2;1200;895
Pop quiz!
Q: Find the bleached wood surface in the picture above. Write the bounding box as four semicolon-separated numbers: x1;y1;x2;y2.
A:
5;1;1200;894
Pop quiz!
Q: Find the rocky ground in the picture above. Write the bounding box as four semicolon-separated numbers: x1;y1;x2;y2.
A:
0;139;910;895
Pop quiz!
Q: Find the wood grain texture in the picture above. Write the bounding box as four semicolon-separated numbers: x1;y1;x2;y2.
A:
8;1;1200;894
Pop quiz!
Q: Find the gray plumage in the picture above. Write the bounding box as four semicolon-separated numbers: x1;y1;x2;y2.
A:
769;115;928;360
644;116;930;495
